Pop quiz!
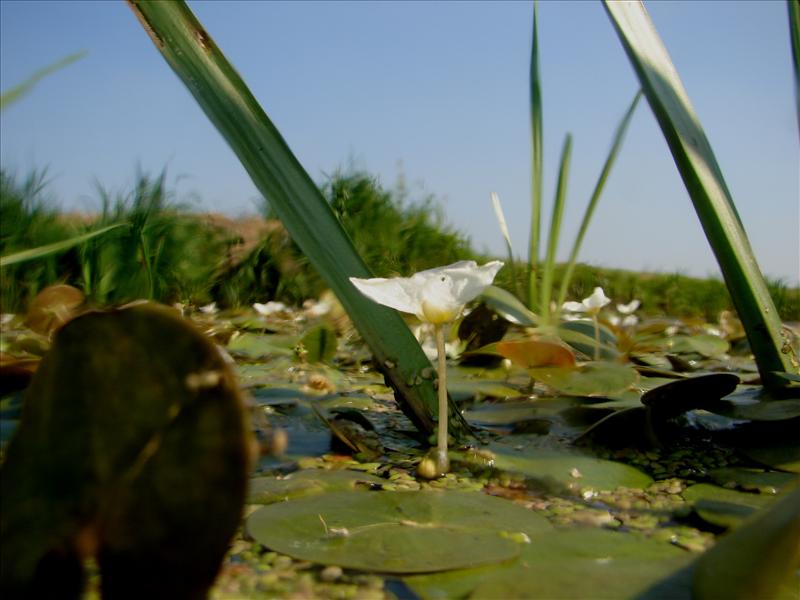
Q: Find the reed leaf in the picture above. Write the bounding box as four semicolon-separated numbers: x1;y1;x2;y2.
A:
789;0;800;136
539;135;572;325
603;1;797;389
528;0;544;310
0;224;128;268
127;1;470;436
556;91;642;309
0;52;86;112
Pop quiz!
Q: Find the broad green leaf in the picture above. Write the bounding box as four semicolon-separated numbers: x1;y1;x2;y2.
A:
693;483;800;600
0;223;128;268
529;361;638;397
407;528;691;600
603;1;797;390
127;0;469;439
227;332;296;359
557;320;619;360
741;438;800;474
490;447;653;491
247;490;551;573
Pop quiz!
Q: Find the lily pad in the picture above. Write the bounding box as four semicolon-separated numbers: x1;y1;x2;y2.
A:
529;361;638;397
247;490;551;573
704;386;800;422
488;446;653;491
682;483;774;529
248;469;385;504
227;331;297;359
669;334;729;358
740;439;800;474
707;468;797;495
693;484;800;600
406;528;692;600
640;373;740;419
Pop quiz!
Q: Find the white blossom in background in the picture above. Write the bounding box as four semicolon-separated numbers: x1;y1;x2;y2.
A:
609;298;641;328
253;301;288;316
303;298;332;319
199;302;218;315
562;287;611;316
350;260;504;477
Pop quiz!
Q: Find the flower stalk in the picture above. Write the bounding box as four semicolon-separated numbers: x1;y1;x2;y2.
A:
435;324;450;474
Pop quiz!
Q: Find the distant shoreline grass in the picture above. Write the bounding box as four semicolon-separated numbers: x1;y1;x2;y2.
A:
2;168;797;322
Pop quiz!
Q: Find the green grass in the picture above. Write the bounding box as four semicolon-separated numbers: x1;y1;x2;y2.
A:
2;166;797;323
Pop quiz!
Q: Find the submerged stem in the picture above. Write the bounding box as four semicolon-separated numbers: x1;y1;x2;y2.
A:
435;325;450;474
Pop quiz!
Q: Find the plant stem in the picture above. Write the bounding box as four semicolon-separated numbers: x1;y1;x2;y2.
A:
593;315;600;361
435;324;450;474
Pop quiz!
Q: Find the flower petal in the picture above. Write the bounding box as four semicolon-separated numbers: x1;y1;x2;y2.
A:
617;299;641;314
584;287;611;311
562;301;586;313
349;276;421;316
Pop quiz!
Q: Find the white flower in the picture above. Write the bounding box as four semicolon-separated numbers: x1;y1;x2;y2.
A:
253;301;288;316
561;287;611;316
349;260;504;325
199;302;218;315
616;299;640;315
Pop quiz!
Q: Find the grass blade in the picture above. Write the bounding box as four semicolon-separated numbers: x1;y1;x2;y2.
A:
540;135;572;325
603;1;798;388
490;192;522;299
0;224;128;268
1;52;86;111
127;1;470;436
528;0;544;310
556;91;642;309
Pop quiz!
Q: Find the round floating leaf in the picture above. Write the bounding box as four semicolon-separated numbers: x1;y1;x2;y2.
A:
741;439;800;474
247;490;551;573
707;468;797;495
705;386;800;422
489;447;653;491
640;373;740;418
529;361;638;397
683;483;774;529
248;469;385;504
495;338;577;369
407;528;691;600
227;331;296;359
694;484;800;600
669;334;729;358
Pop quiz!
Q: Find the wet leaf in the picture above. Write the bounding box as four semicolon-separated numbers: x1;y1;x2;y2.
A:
707;468;797;495
248;469;385;504
693;484;800;600
489;447;653;491
669;334;729;358
495;338;577;369
406;528;691;600
682;483;774;529
1;303;253;597
640;373;740;419
741;438;800;474
247;490;551;573
529;361;638;397
705;386;800;422
574;406;655;449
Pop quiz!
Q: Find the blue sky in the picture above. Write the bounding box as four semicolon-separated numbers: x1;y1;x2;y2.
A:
1;1;798;285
